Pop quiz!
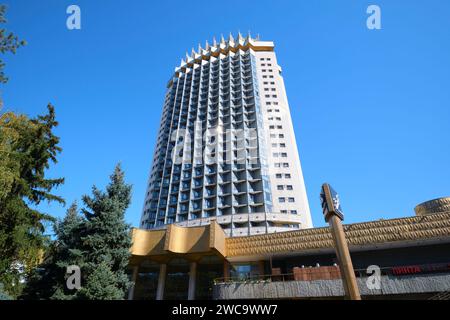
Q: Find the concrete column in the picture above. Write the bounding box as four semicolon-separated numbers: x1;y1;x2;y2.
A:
223;260;230;281
258;260;265;279
127;265;139;300
156;263;167;300
188;261;197;300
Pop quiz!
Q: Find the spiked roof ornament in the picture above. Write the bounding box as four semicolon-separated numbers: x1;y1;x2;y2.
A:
212;36;217;46
205;40;210;50
220;34;225;45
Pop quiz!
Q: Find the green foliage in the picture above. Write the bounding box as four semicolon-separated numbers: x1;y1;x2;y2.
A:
78;164;132;300
22;165;133;300
0;4;27;85
0;104;64;298
21;202;84;300
78;261;125;300
0;282;11;300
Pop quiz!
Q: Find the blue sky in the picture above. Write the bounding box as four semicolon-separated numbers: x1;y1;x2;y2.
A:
2;0;449;230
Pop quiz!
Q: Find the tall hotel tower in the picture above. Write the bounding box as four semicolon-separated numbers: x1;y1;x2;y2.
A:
140;34;312;237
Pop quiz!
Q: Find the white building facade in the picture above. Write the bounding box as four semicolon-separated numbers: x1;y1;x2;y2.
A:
140;34;312;237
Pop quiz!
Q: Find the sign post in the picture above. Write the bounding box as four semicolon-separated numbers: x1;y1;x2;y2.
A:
320;183;361;300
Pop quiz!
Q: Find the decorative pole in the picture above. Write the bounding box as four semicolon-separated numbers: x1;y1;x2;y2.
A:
320;183;361;300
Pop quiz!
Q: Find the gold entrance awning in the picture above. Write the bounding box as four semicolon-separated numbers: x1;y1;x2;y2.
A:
130;221;226;265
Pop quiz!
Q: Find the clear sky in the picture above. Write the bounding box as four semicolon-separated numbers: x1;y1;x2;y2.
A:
2;0;449;230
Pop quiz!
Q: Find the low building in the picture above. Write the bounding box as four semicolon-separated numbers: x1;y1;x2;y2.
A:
128;200;450;300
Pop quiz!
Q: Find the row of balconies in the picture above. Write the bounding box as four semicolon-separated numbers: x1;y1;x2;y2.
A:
182;73;254;92
142;209;303;229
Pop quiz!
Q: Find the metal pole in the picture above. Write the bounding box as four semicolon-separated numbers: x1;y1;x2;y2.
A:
329;215;361;300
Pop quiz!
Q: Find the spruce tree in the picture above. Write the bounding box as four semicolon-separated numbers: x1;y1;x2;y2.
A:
51;201;85;299
78;164;132;300
21;202;84;300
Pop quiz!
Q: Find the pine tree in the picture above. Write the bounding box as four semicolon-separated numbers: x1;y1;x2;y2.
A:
0;4;26;107
78;261;124;300
50;201;85;299
21;202;84;300
78;164;132;300
0;104;64;298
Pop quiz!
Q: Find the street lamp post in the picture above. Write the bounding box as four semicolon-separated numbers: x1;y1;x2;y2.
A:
320;183;361;300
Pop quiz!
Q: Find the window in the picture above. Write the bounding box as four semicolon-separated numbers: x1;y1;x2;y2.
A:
271;88;276;91
280;143;286;147
277;185;284;190
276;117;282;121
270;134;276;138
288;197;295;203
279;134;284;138
272;95;277;98
286;185;293;190
281;210;287;213
273;153;279;157
269;125;275;129
274;163;281;167
277;125;282;129
283;163;289;168
265;95;270;98
285;174;291;178
276;174;282;178
271;143;277;147
281;153;287;157
278;197;285;203
290;210;297;214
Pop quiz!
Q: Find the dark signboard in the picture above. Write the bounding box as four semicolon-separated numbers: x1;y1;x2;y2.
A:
320;183;344;222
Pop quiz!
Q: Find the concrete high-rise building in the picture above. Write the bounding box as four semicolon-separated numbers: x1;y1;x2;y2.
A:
140;34;312;237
